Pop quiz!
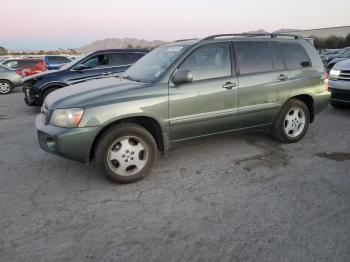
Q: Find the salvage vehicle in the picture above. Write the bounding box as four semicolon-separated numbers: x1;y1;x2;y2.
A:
328;59;350;106
23;49;148;106
35;34;330;183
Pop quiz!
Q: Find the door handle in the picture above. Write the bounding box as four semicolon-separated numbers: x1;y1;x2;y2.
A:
277;74;288;81
222;82;237;90
102;72;112;75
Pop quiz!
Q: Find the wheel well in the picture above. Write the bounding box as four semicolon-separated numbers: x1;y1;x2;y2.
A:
290;95;315;122
89;116;164;161
43;84;66;93
0;79;13;86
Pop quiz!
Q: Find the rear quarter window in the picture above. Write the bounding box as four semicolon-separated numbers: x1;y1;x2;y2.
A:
18;60;39;67
47;56;70;63
280;43;311;69
111;53;145;67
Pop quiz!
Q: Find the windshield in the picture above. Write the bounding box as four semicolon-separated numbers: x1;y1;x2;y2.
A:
60;53;90;70
123;45;189;83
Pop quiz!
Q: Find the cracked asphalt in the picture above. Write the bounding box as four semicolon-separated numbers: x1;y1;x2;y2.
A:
1;89;350;262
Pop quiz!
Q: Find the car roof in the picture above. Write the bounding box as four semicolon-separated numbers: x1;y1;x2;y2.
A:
91;49;150;54
172;34;306;46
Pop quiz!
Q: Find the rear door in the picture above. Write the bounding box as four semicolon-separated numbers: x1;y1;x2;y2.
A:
110;52;145;76
66;53;112;84
234;41;291;128
169;42;239;141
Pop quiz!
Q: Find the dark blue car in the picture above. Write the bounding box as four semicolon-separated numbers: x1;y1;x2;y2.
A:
23;49;148;106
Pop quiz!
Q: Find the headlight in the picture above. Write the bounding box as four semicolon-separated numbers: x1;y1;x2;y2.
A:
329;69;341;79
50;108;84;128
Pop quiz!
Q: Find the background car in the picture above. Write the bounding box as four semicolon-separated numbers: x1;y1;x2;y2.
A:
323;46;350;65
328;59;350;107
43;55;71;70
2;58;46;76
0;65;23;94
326;49;350;72
23;49;148;105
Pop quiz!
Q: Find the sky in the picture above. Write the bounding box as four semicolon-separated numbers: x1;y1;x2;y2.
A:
1;0;350;50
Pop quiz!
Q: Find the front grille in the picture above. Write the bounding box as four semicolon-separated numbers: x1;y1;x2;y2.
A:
331;88;350;101
339;70;350;81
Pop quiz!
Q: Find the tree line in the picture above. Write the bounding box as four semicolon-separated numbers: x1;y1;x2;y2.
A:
311;33;350;50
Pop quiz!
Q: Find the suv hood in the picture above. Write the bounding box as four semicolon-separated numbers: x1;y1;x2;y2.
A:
45;77;149;110
22;69;60;82
333;59;350;70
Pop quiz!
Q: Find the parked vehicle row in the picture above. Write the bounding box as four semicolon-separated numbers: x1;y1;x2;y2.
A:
23;49;148;105
1;55;72;77
34;34;330;183
2;58;46;76
321;46;350;72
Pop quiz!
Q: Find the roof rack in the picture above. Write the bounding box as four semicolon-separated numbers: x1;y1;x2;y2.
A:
174;38;198;42
202;33;303;40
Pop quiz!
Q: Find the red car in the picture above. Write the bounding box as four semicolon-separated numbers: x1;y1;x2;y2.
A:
2;59;46;76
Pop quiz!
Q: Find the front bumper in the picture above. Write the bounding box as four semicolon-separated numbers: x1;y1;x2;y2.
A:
35;114;100;163
329;79;350;105
23;85;42;106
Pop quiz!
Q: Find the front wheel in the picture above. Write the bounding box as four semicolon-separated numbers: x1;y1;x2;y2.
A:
0;80;13;95
95;123;157;183
271;99;310;143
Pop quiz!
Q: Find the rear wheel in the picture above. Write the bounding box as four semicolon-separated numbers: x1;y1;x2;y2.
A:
95;123;157;183
271;99;310;143
0;80;13;95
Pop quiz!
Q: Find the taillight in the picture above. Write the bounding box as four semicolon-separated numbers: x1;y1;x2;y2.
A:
323;72;329;91
15;69;24;76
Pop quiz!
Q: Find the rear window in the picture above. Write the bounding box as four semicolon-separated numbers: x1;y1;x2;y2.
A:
111;53;145;67
47;56;70;63
18;60;39;67
280;43;311;69
235;42;273;74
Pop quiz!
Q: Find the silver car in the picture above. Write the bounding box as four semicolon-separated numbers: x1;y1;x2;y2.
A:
0;65;23;94
328;59;350;106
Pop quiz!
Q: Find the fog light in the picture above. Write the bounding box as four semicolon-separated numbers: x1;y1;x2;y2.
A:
46;138;56;151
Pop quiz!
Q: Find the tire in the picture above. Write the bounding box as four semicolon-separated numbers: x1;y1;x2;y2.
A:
0;80;13;95
271;99;310;143
95;123;157;183
42;87;60;104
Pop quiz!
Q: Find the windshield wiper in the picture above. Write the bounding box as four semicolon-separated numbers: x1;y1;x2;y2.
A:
123;75;141;82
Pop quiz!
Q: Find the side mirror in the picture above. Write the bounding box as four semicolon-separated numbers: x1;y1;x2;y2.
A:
75;64;85;71
172;70;193;86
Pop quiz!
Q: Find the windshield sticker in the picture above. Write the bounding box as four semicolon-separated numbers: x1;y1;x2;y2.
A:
166;46;184;52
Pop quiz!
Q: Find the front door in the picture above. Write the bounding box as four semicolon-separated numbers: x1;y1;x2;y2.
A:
169;42;239;141
67;53;112;84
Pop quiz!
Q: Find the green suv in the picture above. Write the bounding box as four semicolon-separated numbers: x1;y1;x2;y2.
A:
36;34;330;183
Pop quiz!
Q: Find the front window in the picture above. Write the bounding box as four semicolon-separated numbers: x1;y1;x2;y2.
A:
178;43;232;81
123;45;189;83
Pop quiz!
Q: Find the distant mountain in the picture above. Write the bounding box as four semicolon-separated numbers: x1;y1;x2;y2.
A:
244;28;300;34
76;38;168;53
272;29;300;34
244;29;269;34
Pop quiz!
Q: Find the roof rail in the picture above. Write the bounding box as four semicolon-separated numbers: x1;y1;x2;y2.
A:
174;38;198;42
202;33;303;40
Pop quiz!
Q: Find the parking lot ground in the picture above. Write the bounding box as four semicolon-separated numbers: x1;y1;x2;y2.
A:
1;89;350;262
